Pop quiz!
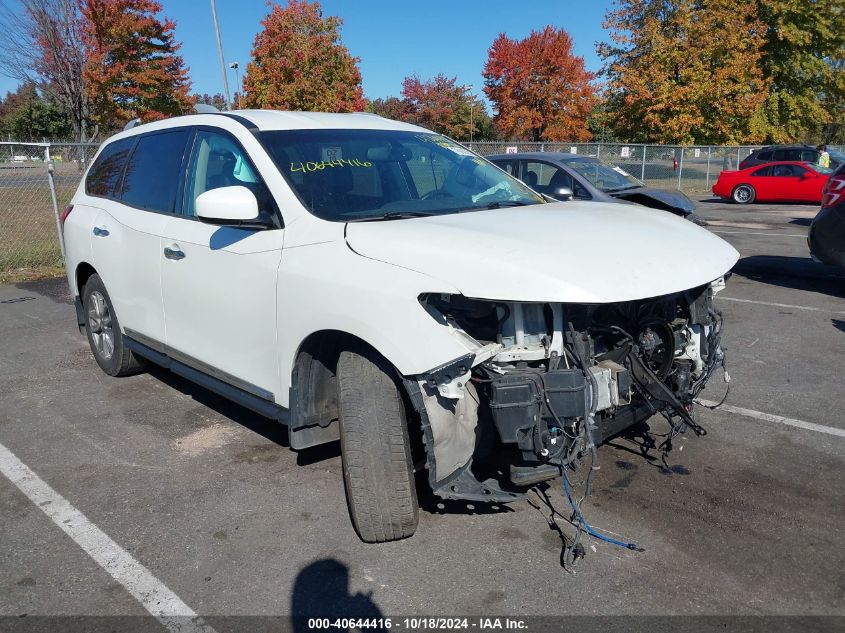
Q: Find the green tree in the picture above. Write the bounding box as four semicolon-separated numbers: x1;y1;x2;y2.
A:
599;0;769;144
82;0;193;131
756;0;845;143
0;82;73;139
242;0;363;112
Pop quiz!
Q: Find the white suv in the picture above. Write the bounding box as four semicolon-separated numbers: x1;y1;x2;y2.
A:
63;110;738;542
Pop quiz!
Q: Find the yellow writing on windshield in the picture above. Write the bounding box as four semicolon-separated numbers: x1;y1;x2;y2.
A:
290;159;372;172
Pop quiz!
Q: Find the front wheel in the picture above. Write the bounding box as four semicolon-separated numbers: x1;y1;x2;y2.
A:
336;347;419;543
732;184;755;204
82;274;146;377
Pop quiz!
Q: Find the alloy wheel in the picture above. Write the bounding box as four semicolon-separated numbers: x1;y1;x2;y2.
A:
88;290;114;360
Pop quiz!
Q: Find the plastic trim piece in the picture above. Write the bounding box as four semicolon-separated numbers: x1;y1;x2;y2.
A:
74;296;85;333
402;378;524;503
123;334;289;423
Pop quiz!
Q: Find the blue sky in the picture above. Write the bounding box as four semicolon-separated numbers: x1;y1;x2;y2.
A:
1;0;614;106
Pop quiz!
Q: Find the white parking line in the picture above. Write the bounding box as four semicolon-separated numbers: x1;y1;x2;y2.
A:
0;441;217;633
717;296;845;315
710;230;807;237
697;400;845;438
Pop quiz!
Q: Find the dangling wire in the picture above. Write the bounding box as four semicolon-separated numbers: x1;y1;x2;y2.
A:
562;464;644;552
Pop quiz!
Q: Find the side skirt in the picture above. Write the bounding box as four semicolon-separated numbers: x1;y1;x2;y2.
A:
123;335;289;424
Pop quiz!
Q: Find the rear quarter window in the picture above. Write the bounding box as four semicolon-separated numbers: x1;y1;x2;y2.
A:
801;149;820;162
119;129;190;213
85;138;135;197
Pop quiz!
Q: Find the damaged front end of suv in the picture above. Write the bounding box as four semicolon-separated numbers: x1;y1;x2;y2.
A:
406;280;729;503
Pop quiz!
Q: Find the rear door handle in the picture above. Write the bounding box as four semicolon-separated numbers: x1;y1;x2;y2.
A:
92;226;109;237
163;245;186;261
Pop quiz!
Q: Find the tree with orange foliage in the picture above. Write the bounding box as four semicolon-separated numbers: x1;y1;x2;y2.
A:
599;0;769;144
242;0;363;112
483;27;597;142
82;0;192;131
401;74;486;139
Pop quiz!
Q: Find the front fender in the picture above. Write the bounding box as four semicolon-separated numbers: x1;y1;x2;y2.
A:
275;240;474;408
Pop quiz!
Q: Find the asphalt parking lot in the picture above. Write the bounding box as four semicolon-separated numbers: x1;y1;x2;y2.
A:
1;198;844;629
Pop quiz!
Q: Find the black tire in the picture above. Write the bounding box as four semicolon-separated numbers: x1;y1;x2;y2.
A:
82;274;146;377
336;347;418;542
687;212;708;226
732;184;755;204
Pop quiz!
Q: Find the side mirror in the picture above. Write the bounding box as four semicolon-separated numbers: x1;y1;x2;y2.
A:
196;186;263;225
554;186;574;201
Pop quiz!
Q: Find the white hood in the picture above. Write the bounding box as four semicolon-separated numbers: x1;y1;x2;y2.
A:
345;202;739;303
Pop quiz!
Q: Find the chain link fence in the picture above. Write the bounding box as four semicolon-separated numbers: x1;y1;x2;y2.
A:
465;142;845;194
0;141;98;282
1;139;841;283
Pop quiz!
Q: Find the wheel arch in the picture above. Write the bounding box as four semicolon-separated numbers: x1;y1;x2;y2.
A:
74;261;98;297
72;262;98;331
288;329;404;450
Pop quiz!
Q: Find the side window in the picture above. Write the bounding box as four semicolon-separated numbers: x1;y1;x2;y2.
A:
772;164;800;177
183;129;274;218
522;160;590;198
85;138;135;197
801;149;819;163
120;130;189;213
492;160;518;176
774;148;800;161
752;166;772;177
522;161;567;190
756;150;773;161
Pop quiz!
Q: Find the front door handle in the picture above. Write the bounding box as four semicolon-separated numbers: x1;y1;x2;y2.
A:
92;226;109;237
163;245;186;261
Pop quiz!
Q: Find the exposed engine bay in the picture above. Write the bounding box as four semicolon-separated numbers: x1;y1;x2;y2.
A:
406;278;729;504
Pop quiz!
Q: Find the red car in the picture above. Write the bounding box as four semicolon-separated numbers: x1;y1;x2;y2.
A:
712;161;831;204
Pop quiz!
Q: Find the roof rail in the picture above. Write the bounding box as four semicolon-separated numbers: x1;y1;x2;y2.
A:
123;118;141;131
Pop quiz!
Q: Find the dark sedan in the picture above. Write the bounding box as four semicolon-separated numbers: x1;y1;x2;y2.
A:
489;152;705;224
808;163;845;267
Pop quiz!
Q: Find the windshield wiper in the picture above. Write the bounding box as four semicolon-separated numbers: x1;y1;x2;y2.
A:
483;200;532;210
354;211;436;222
606;185;643;193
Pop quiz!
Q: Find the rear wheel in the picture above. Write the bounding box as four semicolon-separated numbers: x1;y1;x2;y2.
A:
82;274;146;377
336;347;418;543
732;184;755;204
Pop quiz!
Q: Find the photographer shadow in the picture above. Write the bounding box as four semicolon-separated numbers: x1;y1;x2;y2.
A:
291;559;386;633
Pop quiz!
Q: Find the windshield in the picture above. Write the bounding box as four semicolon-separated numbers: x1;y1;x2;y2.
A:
564;157;643;192
813;164;834;174
260;129;544;221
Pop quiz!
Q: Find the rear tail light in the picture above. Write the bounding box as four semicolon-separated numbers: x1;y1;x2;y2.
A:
822;175;845;209
59;204;74;228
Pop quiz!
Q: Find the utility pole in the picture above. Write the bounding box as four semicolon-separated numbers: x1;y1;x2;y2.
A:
210;0;231;109
462;85;475;143
229;62;240;109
